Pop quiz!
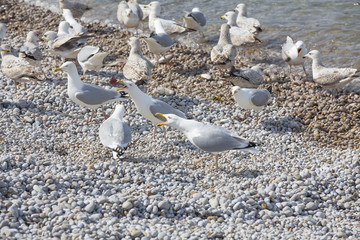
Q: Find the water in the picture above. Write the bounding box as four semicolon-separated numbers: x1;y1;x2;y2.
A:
32;0;360;68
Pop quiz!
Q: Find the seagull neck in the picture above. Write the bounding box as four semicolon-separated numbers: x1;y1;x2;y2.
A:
237;7;247;17
67;71;83;89
128;86;151;105
228;15;237;26
312;57;324;70
219;28;231;45
112;107;124;119
130;45;142;55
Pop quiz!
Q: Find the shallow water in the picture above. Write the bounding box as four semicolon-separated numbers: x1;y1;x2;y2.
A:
31;0;360;68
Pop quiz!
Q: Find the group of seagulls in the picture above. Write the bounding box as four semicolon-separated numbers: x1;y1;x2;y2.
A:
1;0;359;170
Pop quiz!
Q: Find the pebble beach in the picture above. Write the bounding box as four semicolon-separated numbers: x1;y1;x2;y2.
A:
1;0;360;239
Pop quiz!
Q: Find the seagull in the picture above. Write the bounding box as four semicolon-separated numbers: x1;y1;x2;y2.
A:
123;37;153;83
77;46;108;80
142;18;173;62
57;21;72;37
281;36;308;79
183;7;207;37
221;11;259;46
63;9;86;35
146;1;194;37
0;23;7;42
59;0;92;19
211;24;236;73
43;31;92;61
234;3;262;34
232;86;271;122
55;62;128;122
156;113;258;170
19;31;43;67
304;50;360;95
224;66;265;88
99;104;132;159
1;45;42;92
116;80;186;140
117;1;141;33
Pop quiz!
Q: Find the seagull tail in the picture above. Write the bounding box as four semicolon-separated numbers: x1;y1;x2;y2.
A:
242;141;260;153
266;86;273;94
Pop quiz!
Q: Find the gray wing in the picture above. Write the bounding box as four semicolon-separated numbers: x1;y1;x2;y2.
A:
251;90;271;106
237;69;264;85
192;125;251;152
20;43;42;61
75;85;122;105
189;11;206;26
149;99;186;122
150;32;173;47
99;118;131;148
52;33;90;50
78;46;99;63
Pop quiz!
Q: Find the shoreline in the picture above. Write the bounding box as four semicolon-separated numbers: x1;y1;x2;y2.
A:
1;0;360;239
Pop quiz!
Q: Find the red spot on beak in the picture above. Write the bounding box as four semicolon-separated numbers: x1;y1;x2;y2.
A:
109;77;117;85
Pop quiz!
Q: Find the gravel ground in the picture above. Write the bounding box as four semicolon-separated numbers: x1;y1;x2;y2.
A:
1;0;360;239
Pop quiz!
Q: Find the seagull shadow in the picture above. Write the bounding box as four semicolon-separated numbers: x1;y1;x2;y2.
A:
261;116;303;133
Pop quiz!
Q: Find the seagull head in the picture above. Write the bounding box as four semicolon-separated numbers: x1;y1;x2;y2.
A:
43;31;58;41
295;40;307;56
156;113;180;126
27;30;41;42
231;86;242;95
54;61;77;73
116;79;136;92
304;50;320;60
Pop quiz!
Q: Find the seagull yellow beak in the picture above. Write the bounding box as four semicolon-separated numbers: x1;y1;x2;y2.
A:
54;67;62;72
156;113;167;126
143;5;148;8
116;80;127;91
220;16;225;19
1;48;10;52
70;25;73;29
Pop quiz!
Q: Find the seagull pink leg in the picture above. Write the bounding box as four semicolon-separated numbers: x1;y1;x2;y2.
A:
192;153;213;164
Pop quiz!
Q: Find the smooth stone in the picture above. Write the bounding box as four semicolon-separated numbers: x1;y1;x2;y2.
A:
122;201;133;211
84;201;96;213
158;200;171;210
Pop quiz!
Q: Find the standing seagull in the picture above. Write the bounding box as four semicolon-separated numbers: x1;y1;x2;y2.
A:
232;86;271;122
0;23;7;42
281;36;308;79
304;50;360;95
146;1;194;37
142;18;173;62
19;31;43;68
117;1;141;33
99;105;132;159
183;7;207;37
59;0;92;19
63;9;86;34
116;80;186;140
55;62;128;122
221;11;259;46
211;24;236;73
234;3;262;34
156;113;258;170
123;37;153;84
77;46;108;80
1;45;42;92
